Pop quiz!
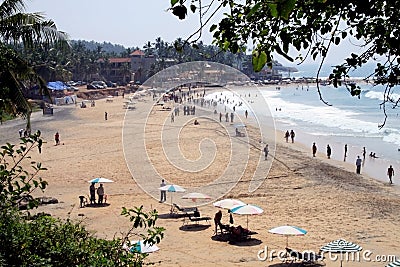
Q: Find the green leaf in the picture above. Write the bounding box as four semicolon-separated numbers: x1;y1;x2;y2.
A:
247;2;262;18
280;0;296;20
171;0;179;7
172;5;187;20
210;24;217;32
252;50;268;72
268;3;278;17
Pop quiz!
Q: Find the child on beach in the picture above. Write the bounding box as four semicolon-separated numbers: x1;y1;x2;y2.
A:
54;132;60;145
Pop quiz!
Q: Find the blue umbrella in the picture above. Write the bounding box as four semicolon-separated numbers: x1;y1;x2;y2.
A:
159;184;185;209
88;177;114;183
124;240;159;254
268;225;307;247
230;204;263;229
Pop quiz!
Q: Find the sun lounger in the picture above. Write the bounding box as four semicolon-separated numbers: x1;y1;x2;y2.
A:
173;203;198;213
228;225;258;241
182;210;211;225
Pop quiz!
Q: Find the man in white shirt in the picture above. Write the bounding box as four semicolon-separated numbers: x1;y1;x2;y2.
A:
160;179;166;203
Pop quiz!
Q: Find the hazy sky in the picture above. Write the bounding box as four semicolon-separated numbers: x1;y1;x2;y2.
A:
25;0;369;66
26;0;218;48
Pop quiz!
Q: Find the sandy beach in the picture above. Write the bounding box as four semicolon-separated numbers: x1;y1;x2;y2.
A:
1;87;399;267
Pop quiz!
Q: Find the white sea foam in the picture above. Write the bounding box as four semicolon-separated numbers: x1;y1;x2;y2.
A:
260;88;400;145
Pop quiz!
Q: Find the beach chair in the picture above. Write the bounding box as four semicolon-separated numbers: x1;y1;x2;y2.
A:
173;203;197;213
186;210;211;225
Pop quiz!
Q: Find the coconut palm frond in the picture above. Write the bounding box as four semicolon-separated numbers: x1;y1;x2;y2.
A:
0;0;26;20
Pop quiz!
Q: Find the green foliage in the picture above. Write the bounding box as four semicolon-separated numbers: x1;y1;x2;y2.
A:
0;0;68;130
0;210;163;267
166;0;400;125
0;137;165;266
0;133;47;211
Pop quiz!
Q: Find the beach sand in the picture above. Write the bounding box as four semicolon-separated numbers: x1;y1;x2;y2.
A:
1;89;399;267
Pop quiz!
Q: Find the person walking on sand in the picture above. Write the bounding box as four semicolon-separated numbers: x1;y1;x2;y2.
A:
54;132;60;146
245;110;248;119
171;112;174;123
290;130;295;143
97;183;105;204
225;112;229;122
284;130;290;143
387;165;395;184
104;112;108;121
344;144;348;159
327;144;332;159
219;112;222;122
230;112;234;122
160;179;166;202
312;142;317;157
263;144;269;160
356;156;362;174
89;182;96;204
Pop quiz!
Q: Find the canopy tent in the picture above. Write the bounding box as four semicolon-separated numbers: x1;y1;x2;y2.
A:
47;81;68;91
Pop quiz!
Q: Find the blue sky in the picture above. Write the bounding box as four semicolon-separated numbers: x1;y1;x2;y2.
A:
25;0;370;67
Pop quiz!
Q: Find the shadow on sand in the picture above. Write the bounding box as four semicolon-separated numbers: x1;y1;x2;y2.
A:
83;203;110;208
211;234;262;247
267;263;325;267
158;213;188;219
179;224;211;232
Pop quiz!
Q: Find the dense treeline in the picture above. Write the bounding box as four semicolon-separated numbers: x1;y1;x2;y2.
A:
21;37;248;83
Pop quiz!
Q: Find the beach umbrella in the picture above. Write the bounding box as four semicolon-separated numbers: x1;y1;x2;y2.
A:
181;192;211;202
268;225;307;248
123;240;159;254
320;239;362;267
230;204;263;229
88;177;114;183
386;259;400;267
213;199;246;210
159;184;185;208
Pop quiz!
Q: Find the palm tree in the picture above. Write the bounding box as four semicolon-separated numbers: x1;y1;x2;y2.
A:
0;0;68;130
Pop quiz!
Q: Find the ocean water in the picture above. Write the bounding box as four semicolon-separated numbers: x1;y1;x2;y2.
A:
258;83;400;183
205;81;400;184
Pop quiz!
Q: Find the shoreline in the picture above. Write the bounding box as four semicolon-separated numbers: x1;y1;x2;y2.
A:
226;84;400;188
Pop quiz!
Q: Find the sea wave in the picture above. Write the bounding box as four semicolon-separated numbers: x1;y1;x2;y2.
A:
261;89;400;142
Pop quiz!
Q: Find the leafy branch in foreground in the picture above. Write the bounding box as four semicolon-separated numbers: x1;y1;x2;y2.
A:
0;132;47;211
167;0;400;127
0;136;165;266
121;206;165;265
0;208;164;267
